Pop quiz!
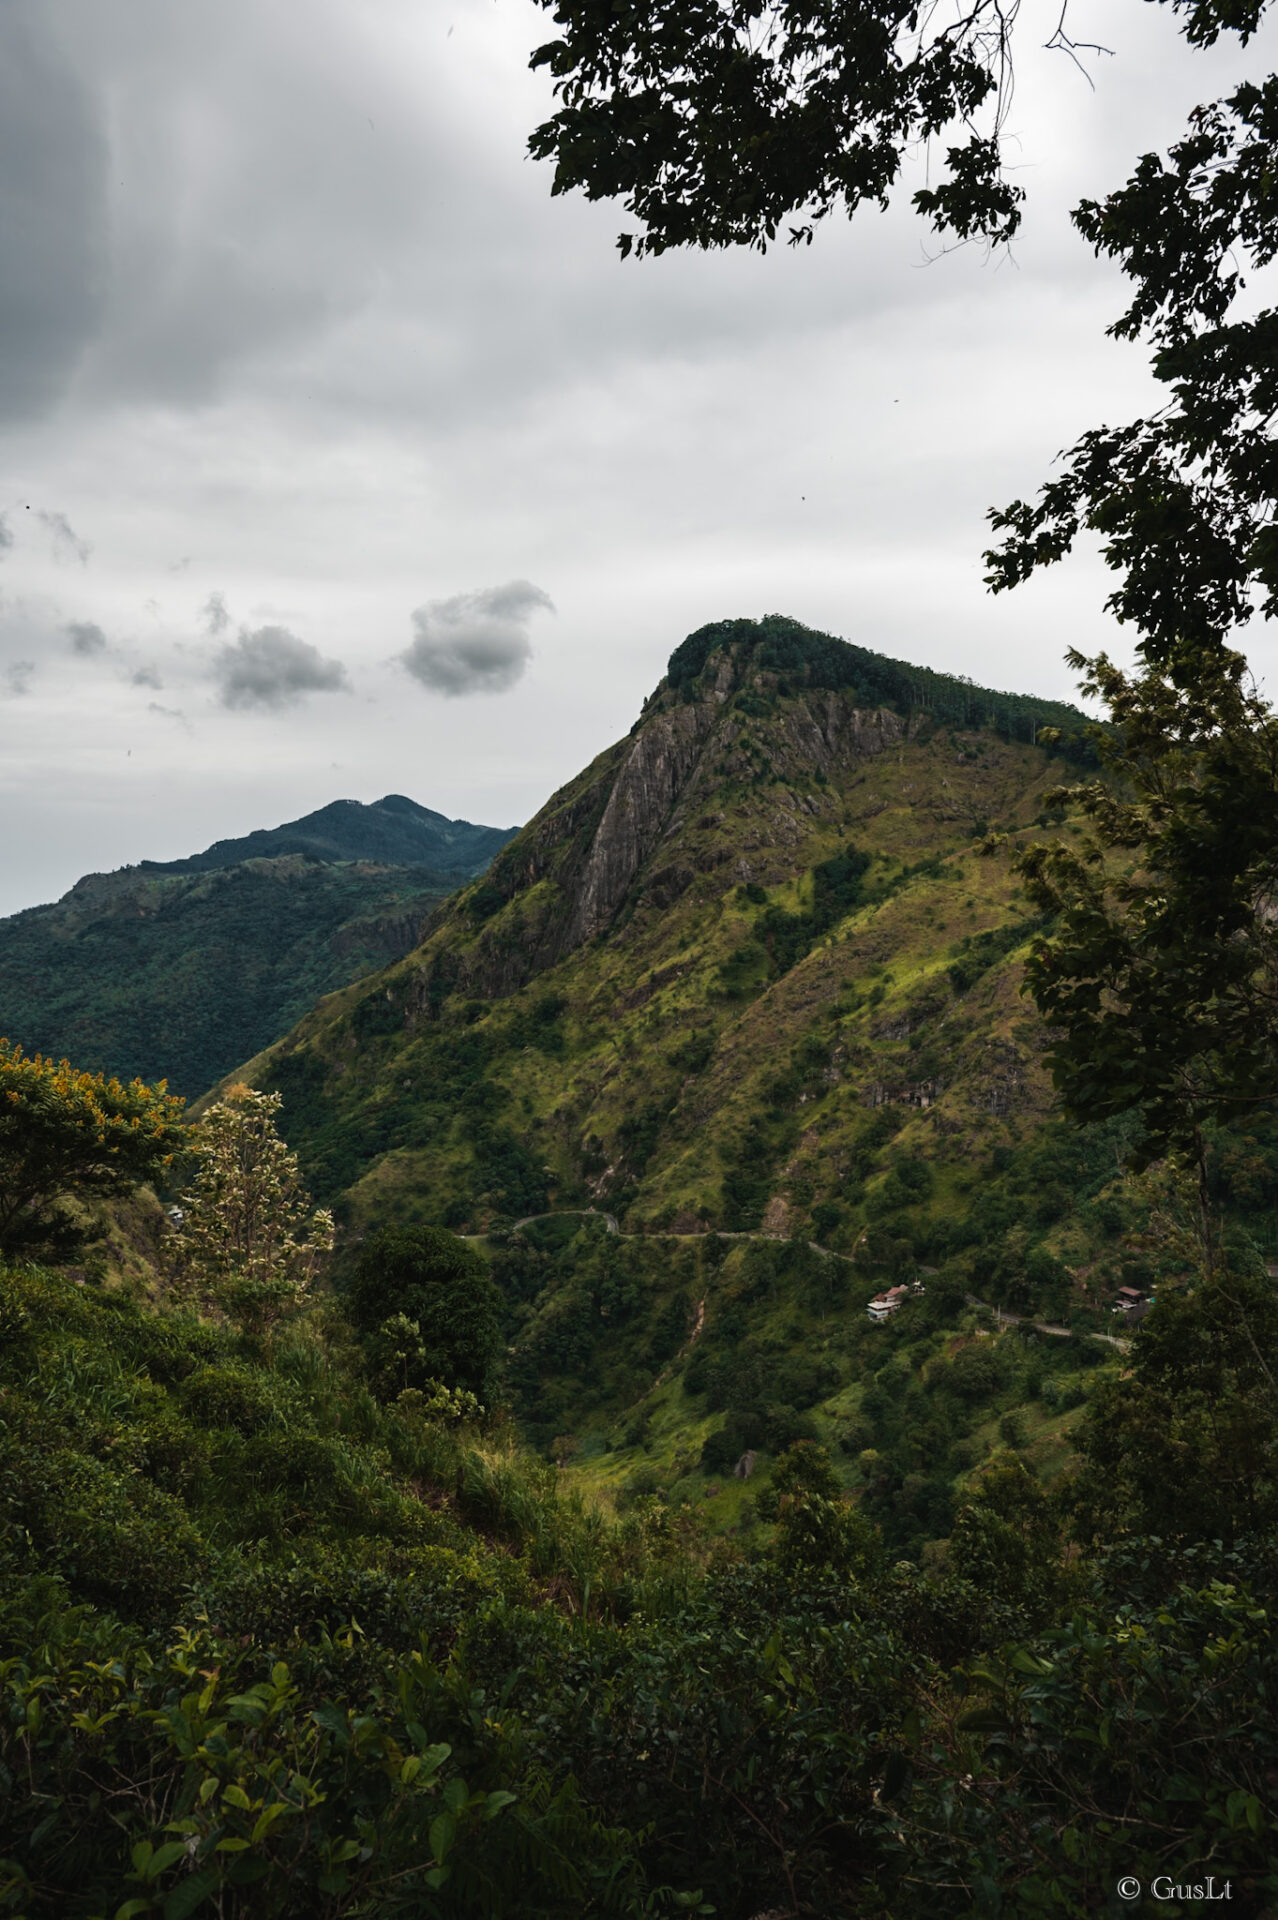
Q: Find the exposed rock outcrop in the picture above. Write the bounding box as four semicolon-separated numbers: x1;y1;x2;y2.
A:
564;702;720;947
426;645;905;1008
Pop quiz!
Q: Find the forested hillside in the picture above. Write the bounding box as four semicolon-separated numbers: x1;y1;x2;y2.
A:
3;619;1277;1915
1;1200;1274;1916
0;797;516;1099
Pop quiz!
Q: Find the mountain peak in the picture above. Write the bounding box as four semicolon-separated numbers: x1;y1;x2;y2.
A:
424;616;1097;1008
663;614;1088;735
356;621;1040;1028
247;611;1094;1270
377;794;443;820
134;795;517;880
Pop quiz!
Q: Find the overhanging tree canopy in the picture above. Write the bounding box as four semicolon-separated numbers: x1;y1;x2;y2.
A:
986;72;1278;680
528;2;1271;255
529;0;1275;674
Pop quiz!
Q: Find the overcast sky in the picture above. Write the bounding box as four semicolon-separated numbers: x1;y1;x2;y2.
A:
1;0;1274;915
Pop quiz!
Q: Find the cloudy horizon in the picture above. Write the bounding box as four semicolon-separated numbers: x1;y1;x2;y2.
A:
1;0;1275;915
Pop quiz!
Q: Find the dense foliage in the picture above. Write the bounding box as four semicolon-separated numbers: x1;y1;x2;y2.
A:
2;1256;1276;1917
346;1227;504;1400
0;1042;186;1261
0;859;466;1100
666;615;1099;757
1022;648;1278;1270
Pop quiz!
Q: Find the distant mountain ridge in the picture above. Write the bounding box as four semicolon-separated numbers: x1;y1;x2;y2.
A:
136;794;515;879
0;796;517;1100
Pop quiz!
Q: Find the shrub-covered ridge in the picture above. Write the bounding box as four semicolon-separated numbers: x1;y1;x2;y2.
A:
2;1260;1277;1917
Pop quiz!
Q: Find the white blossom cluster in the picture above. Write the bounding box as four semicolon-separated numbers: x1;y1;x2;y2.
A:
170;1084;333;1336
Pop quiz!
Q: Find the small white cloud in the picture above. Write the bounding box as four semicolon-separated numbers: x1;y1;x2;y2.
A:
400;579;553;697
213;623;350;710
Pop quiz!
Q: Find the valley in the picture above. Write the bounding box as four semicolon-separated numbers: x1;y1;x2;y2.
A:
215;617;1178;1540
3;618;1276;1917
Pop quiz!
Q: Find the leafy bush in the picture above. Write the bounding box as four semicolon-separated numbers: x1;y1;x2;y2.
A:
347;1227;503;1398
3;1442;208;1620
180;1362;281;1434
0;1589;653;1920
941;1340;1004;1402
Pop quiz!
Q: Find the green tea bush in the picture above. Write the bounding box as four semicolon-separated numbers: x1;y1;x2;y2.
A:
7;1443;208;1619
0;1585;655;1919
180;1361;282;1434
191;1539;519;1658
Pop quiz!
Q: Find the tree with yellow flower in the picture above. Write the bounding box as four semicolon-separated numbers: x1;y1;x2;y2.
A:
0;1038;188;1261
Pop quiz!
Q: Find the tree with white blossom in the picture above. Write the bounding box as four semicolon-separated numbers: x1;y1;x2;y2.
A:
171;1083;333;1339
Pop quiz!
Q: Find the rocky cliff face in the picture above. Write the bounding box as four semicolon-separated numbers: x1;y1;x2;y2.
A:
563;700;724;949
412;639;907;1008
562;674;908;951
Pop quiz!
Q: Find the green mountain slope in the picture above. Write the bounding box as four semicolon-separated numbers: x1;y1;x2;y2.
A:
219;618;1278;1547
244;616;1092;1235
197;619;1149;1513
0;797;517;1100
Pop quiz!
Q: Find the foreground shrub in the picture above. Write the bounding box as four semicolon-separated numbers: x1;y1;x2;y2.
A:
0;1573;661;1919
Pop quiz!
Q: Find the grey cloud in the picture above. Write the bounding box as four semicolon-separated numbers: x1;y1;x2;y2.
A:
67;619;107;655
0;0;968;442
39;511;91;565
401;581;553;697
3;661;35;696
0;8;107;423
132;664;163;688
63;3;381;409
0;516;12;559
202;591;230;635
214;623;350;710
147;700;187;724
